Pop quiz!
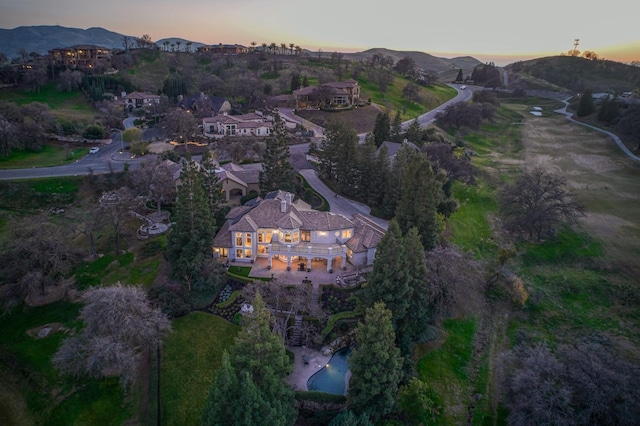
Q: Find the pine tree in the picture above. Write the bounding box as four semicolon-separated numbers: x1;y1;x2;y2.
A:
348;302;403;421
577;89;595;117
229;293;296;425
390;111;403;142
200;149;225;214
259;113;295;195
167;156;216;291
202;351;238;425
395;148;443;250
397;227;433;355
455;69;464;82
372;111;390;148
361;219;412;328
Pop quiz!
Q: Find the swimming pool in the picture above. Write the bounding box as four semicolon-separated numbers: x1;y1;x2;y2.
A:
306;347;350;395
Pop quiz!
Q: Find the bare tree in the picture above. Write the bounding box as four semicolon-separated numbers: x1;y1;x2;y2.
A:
53;283;171;389
163;108;199;142
499;168;585;241
57;70;83;92
130;158;177;215
98;187;139;255
424;245;485;322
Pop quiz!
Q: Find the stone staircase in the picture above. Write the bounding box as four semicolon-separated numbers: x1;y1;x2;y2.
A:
290;315;303;346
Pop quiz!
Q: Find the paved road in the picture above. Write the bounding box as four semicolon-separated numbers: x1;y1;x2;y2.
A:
555;99;640;164
298;169;389;230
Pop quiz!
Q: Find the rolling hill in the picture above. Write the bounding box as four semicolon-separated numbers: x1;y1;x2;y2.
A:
343;47;482;72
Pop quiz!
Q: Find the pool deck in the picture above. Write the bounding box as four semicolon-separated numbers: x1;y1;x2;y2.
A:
286;345;332;391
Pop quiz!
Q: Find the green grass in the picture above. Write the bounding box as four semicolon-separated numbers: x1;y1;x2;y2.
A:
447;180;498;258
0;144;90;169
0;301;131;425
227;265;251;277
0;83;96;121
75;252;162;289
520;228;603;265
416;318;477;425
357;77;456;121
161;312;239;426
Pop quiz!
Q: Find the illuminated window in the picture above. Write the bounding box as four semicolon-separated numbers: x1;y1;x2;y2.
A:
236;249;243;258
258;245;269;255
235;233;243;246
293;231;299;243
342;230;352;239
245;233;252;246
284;232;292;243
301;230;311;242
244;249;252;258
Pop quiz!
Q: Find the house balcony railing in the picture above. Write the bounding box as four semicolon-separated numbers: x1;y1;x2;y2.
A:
269;242;345;256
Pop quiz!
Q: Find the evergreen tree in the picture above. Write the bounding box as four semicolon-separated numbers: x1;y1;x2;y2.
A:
577;89;595;117
395;148;443;250
229;293;296;425
348;302;403;421
318;121;358;188
259;113;295;195
290;73;302;92
597;95;619;124
202;351;238;425
455;69;464;82
404;118;423;145
390;111;403;142
167;156;216;291
372;111;390;147
329;410;373;426
361;219;412;328
201;149;225;214
397;227;433;356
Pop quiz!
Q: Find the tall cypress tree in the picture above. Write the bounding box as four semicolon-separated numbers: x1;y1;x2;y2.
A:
348;302;403;421
395;148;443;250
391;111;403;142
372;111;390;148
259;113;295;195
361;219;412;328
167;156;216;291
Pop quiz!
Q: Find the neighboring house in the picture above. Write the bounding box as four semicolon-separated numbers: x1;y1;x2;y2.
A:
212;191;385;271
121;92;161;112
293;79;361;108
203;113;273;138
178;93;231;116
48;45;111;70
196;44;249;55
216;162;261;205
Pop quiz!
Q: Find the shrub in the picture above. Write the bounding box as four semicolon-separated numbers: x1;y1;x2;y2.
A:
82;124;105;140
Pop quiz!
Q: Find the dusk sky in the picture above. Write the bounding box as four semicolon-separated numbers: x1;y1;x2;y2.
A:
1;0;638;66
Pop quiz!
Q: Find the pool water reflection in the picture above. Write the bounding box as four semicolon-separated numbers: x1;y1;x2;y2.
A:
306;348;350;395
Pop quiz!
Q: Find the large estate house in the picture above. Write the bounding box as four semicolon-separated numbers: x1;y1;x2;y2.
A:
48;45;112;70
120;92;161;112
212;191;385;271
293;79;361;109
203;113;273;138
215;162;261;205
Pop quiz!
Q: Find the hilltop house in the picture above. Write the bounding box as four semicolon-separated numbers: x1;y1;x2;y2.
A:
212;191;385;271
196;44;248;55
203;113;273;138
48;45;111;70
293;79;361;109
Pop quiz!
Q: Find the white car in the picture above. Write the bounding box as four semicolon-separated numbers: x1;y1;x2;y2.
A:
460;85;467;90
89;147;100;154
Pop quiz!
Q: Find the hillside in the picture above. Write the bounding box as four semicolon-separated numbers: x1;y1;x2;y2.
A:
506;55;640;93
0;25;135;57
343;47;482;73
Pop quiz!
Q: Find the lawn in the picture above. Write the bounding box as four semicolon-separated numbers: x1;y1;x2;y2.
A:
0;83;96;121
0;144;89;169
161;312;239;426
0;301;131;425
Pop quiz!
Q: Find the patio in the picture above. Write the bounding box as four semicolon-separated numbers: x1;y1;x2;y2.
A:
243;257;364;285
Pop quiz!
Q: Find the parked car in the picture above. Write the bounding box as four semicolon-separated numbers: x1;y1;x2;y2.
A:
89;147;100;154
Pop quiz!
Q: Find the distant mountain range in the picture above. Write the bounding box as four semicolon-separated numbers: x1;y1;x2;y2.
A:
0;25;482;71
0;25;134;57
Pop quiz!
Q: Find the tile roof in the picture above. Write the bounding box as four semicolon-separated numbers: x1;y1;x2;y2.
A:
345;213;385;253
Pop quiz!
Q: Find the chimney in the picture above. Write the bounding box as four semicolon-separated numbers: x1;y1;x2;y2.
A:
285;193;293;206
281;199;287;213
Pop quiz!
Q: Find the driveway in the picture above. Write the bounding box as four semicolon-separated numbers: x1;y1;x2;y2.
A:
298;169;388;230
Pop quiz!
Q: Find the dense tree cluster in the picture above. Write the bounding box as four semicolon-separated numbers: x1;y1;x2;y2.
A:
202;293;296;425
259;113;295;195
502;342;640;425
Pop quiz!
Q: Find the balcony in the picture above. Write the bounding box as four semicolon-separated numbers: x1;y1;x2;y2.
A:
269;242;345;256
